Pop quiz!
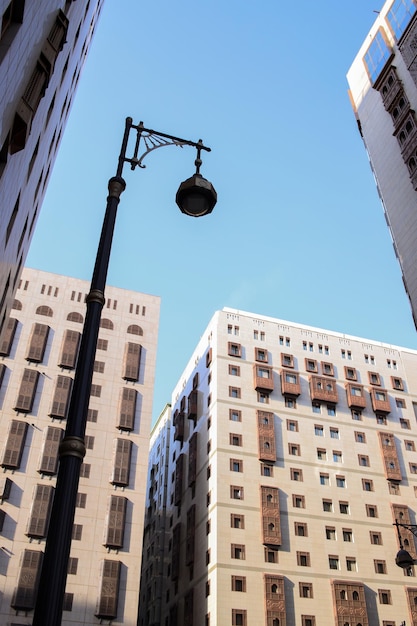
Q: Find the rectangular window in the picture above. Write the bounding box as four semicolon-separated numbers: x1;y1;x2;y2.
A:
230;433;242;446
123;342;141;381
343;529;353;542
58;329;81;369
287;419;298;431
232;609;247;626
11;549;43;611
362;479;374;491
374;559;387;574
72;524;83;540
96;560;121;620
295;522;308;537
261;463;273;477
26;484;54;539
330;428;339;439
359;455;370;467
322;362;334;376
281;353;294;367
293;494;305;508
111;438;132;487
97;338;108;351
370;531;382;545
289;443;300;456
231;486;244;500
26;323;49;363
291;468;303;481
255;347;268;362
336;476;346;488
231;575;246;592
229;409;242;422
320;473;329;485
366;504;378;518
228;342;241;357
297;551;311;567
312;402;321;414
265;548;278;563
229;386;241;399
299;583;313;598
351;409;362;420
326;526;336;540
333;451;342;462
1;420;28;469
355;431;366;443
39;426;63;475
387;0;417;40
14;368;40;412
230;459;243;473
346;557;357;572
49;375;73;419
323;499;333;512
314;425;324;436
231;544;245;560
229;364;240;376
285;397;297;408
328;555;339;570
90;384;101;398
231;514;245;529
400;418;411;429
339;501;349;514
104;495;127;549
405;440;416;451
118;387;137;431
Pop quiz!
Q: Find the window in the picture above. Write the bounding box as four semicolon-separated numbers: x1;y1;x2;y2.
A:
230;433;242;446
229;364;240;376
378;589;392;604
229;409;242;422
339;501;349;514
405;440;416;451
305;359;317;372
323;499;333;512
231;514;245;529
80;463;90;478
326;527;336;540
336;476;346;488
231;576;246;592
281;353;294;367
229;387;241;399
255;347;267;362
299;582;313;598
343;529;353;542
322;362;334;376
228;342;241;357
287;419;298;431
366;504;378;518
359;455;370;467
297;551;311;567
346;557;357;572
68;557;78;575
90;384;101;398
291;468;303;481
289;443;300;456
314;425;324;436
362;479;374;491
368;372;381;385
355;431;366;443
97;338;108;351
396;398;406;408
312;402;321;414
293;494;305;508
230;459;243;473
231;544;245;560
374;560;387;574
231;486;244;500
265;548;278;563
370;531;382;545
301;617;316;626
232;609;247;626
330;428;339;439
391;376;404;390
333;451;342;462
409;462;417;474
376;414;387;425
317;448;326;461
400;418;411;429
345;367;357;380
72;524;83;540
261;463;273;477
295;522;308;537
351;409;362;420
285;397;297;409
328;556;339;570
257;391;269;404
327;405;336;416
320;473;329;485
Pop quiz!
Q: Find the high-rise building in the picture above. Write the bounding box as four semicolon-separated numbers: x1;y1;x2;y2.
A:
0;0;104;337
347;0;417;328
0;267;160;625
140;307;417;625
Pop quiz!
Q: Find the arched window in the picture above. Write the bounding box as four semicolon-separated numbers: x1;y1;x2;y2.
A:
36;305;53;317
340;590;346;600
12;299;22;310
268;523;275;532
352;591;359;601
264;441;270;450
271;584;278;593
67;312;83;323
127;324;143;336
409;156;416;172
267;494;273;503
100;318;114;330
272;620;279;626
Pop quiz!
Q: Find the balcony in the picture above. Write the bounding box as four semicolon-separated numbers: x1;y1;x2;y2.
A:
309;376;338;404
345;383;367;409
254;365;274;393
370;388;391;414
280;370;301;397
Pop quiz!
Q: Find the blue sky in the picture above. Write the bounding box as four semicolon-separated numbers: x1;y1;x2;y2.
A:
27;0;417;424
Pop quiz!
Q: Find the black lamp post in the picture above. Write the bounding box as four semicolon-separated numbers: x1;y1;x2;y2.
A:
393;519;417;569
32;117;216;626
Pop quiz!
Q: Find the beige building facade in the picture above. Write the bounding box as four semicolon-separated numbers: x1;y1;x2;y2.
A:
0;267;160;625
140;307;417;626
0;0;104;337
347;0;417;327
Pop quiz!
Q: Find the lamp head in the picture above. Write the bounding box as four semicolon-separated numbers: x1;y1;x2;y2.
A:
176;173;217;217
395;548;415;568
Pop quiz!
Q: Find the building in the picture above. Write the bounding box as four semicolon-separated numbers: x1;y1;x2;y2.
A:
347;0;417;328
0;0;104;338
0;267;160;625
140;307;417;625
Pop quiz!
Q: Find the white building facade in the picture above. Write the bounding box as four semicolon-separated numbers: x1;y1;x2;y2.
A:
0;267;160;625
0;0;104;337
347;0;417;327
140;308;417;626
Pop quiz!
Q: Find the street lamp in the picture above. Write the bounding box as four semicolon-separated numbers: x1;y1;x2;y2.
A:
32;117;216;626
394;519;417;569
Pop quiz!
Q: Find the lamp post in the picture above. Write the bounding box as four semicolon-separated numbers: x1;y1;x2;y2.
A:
393;519;417;570
32;117;216;626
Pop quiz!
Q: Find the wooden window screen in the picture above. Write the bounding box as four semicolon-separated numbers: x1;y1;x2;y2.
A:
123;342;142;381
49;375;73;418
58;329;81;369
104;495;127;549
26;484;54;539
26;323;49;362
38;426;63;475
111;439;132;487
1;419;28;468
117;387;137;431
95;559;121;620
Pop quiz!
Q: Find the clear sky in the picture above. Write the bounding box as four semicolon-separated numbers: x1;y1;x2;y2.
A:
27;0;417;424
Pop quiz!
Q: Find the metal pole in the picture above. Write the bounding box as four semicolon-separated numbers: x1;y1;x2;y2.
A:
32;123;129;625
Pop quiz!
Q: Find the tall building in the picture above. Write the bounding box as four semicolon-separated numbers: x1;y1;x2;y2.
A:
347;0;417;328
0;267;160;625
0;0;104;337
140;307;417;626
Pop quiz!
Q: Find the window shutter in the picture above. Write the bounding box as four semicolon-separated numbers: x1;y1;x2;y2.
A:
1;420;28;468
38;426;63;475
117;388;137;431
26;323;49;362
0;317;17;356
104;495;127;549
122;342;141;381
95;559;121;620
58;329;81;369
49;375;73;418
11;549;43;610
111;439;132;487
26;484;54;539
14;368;39;412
